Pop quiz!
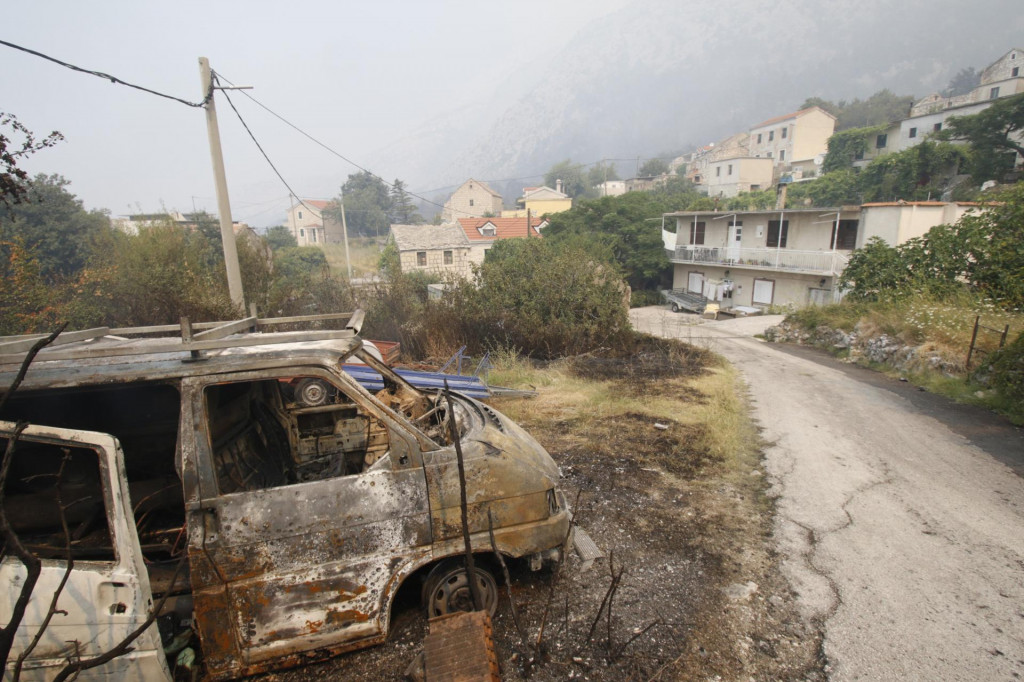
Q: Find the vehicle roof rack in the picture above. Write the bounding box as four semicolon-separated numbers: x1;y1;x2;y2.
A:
0;310;365;366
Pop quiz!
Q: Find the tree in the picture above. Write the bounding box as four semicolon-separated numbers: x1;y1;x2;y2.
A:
544;159;587;198
326;171;392;237
856;141;967;202
544;192;674;291
942;67;980;98
0;113;63;209
263;225;297;250
389;179;424;224
802;90;914;131
586;162;619;189
785;169;862;207
0;174;111;281
638;158;669;177
939;92;1024;182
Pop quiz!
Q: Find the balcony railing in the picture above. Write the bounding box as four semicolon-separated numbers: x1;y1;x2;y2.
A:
670;245;849;275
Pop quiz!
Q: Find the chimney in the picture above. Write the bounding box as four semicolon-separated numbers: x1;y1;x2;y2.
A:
556;178;562;194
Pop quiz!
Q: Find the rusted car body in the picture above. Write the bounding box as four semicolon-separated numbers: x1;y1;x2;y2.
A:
0;323;569;680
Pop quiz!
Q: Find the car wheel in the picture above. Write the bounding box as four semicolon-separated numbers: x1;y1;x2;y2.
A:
671;303;680;313
422;558;498;618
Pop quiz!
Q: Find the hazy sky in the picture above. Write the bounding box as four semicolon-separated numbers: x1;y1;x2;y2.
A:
3;1;624;225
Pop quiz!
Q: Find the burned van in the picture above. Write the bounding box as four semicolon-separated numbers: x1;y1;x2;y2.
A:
0;315;570;680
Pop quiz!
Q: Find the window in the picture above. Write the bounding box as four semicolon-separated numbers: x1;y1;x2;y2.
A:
689;221;706;245
716;167;721;177
299;228;305;238
933;122;942;132
751;184;760;191
469;199;474;207
854;150;864;160
766;220;789;248
767;151;773;158
728;164;733;175
779;149;786;161
769;130;775;142
990;87;1000;99
310;230;317;243
831;219;859;250
1013;67;1020;77
298;211;303;219
2;437;116;562
204;376;392;494
757;133;762;144
781;128;788;139
752;278;775;305
909;127;917;139
444;250;453;265
417;251;427;266
876;134;888;148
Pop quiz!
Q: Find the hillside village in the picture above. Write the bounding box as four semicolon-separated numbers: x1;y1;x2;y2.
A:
277;47;1022;314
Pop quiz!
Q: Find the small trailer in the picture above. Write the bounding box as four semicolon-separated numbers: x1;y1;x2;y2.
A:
661;288;709;313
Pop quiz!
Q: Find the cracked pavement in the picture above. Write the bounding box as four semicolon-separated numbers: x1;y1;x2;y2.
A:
631;307;1024;681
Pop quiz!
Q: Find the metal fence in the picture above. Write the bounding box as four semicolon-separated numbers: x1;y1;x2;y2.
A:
672;246;848;275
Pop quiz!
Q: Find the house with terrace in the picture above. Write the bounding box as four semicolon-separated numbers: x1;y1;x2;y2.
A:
661;201;977;310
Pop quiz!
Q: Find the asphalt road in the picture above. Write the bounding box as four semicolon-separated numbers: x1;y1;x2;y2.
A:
630;307;1024;681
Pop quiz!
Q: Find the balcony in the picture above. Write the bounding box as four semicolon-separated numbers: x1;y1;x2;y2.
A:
669;245;848;276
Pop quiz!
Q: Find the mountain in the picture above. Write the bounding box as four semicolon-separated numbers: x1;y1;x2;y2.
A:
372;0;1024;196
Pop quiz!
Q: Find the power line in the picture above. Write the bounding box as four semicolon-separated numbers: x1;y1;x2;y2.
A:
0;39;211;108
215;77;323;219
213;70;483;218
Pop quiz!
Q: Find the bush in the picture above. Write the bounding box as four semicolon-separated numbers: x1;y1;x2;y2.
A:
630;289;664;307
984;332;1024;410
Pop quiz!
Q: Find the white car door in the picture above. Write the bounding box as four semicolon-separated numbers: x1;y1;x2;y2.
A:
0;422;171;681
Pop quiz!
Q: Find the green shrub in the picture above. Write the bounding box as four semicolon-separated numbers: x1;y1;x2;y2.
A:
630;289;664;307
984;332;1024;410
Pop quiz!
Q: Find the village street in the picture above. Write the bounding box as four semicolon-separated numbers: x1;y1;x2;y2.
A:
630;307;1024;681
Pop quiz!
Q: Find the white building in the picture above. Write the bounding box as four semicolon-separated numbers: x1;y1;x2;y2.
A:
661;201;978;310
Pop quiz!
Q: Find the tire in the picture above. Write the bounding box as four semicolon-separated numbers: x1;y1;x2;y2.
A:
293;378;330;407
671;303;680;313
422;558;498;618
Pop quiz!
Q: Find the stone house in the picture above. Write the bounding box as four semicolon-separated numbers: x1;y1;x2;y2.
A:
388;224;473;277
661;201;977;310
441;179;504;222
683;132;750;188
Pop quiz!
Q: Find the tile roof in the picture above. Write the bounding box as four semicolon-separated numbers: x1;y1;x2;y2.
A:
457;217;545;241
390;224;470;251
750;106;835;129
295;199;331;210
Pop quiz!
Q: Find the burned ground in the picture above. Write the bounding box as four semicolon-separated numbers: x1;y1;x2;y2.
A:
256;341;824;681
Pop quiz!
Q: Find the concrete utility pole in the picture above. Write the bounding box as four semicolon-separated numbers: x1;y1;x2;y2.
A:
198;57;245;312
340;203;353;279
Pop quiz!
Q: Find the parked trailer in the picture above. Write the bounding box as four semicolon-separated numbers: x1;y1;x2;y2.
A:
661;288;708;313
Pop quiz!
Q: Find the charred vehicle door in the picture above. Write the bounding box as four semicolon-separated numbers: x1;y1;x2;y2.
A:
0;422;169;681
179;369;434;680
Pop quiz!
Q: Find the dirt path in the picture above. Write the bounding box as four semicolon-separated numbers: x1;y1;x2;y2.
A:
631;306;1024;681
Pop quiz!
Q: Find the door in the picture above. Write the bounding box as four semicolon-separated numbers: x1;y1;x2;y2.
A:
0;422;169;681
727;221;742;262
182;370;432;679
687;271;705;295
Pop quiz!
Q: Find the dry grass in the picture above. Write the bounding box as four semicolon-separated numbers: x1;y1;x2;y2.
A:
321;237;386;278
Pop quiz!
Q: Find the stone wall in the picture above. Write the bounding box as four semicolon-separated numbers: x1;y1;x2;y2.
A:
764;319;963;375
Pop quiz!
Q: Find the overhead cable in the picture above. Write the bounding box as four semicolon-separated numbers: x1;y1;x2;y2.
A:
0;39;211;108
